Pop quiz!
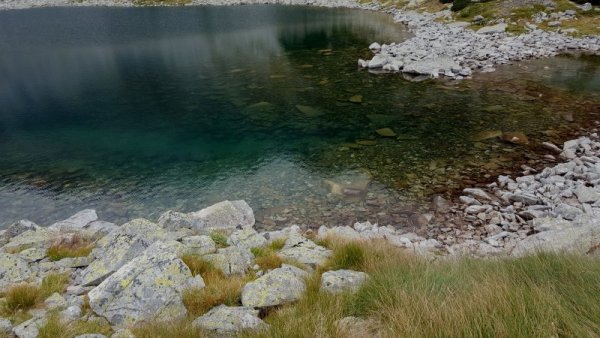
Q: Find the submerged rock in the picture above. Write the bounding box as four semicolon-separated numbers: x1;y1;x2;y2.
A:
375;128;397;137
241;264;308;308
88;241;199;326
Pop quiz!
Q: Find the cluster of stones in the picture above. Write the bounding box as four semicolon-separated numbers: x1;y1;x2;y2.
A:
0;201;369;337
359;5;600;79
2;135;600;337
445;135;600;257
534;3;596;29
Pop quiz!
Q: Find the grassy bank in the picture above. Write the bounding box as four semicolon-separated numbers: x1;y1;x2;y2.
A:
132;239;600;338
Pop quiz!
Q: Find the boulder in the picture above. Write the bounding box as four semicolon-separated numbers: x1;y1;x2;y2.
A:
204;247;254;275
1;220;40;242
157;210;194;231
78;219;169;286
574;186;600;204
44;292;68;310
192;305;266;334
2;228;58;253
48;210;97;232
512;217;599;256
88;241;200;326
188;200;255;234
402;57;460;78
279;233;332;268
477;23;507;34
227;228;267;250
320;270;368;294
84;221;119;239
181;235;217;255
241;265;308;308
12;316;45;338
0;253;32;289
367;54;388;69
317;226;362;241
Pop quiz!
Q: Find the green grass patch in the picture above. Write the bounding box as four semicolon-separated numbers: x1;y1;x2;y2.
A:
245;239;600;337
326;242;365;270
209;231;228;248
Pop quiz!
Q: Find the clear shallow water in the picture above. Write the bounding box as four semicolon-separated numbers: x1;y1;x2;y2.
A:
0;6;599;229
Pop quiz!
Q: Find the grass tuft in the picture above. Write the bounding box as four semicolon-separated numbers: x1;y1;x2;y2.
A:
251;247;283;271
2;284;40;313
46;235;94;261
37;312;113;338
209;231;228;248
181;254;217;277
40;273;70;299
326;241;365;270
245;240;600;338
132;319;204;338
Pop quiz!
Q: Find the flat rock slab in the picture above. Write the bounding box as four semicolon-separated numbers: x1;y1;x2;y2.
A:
0;253;32;289
242;264;308;308
79;219;170;286
192;305;266;334
88;241;200;326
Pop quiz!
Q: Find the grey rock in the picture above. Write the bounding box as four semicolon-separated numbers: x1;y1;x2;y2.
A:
2;220;40;241
279;233;332;267
317;226;362;241
507;193;540;205
88;241;197;326
0;253;32;289
158;210;193;231
204;247;254;275
181;235;216;255
12;317;45;338
463;188;492;201
48;209;97;232
320;270;368;294
227;228;267;250
192;305;267;334
79;218;169;286
574;186;600;204
512;217;599;256
0;318;12;335
188;200;255;234
44;292;68;310
61;305;82;322
75;334;107;338
241;264;308;308
477;23;507;34
554;203;583;221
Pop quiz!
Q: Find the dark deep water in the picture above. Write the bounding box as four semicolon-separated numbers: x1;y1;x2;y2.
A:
0;5;599;229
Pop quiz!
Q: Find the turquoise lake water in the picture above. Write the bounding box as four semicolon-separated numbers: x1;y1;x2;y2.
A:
0;5;599;229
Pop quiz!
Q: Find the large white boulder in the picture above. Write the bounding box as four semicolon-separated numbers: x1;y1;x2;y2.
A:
320;270;368;294
88;241;201;326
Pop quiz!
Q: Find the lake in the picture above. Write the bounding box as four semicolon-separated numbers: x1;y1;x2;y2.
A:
0;5;599;229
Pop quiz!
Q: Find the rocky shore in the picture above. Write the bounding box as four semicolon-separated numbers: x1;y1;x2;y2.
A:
359;4;600;79
1;135;599;336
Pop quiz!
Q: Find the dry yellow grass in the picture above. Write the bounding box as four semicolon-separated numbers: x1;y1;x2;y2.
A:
37;312;113;338
180;254;251;317
46;235;94;261
0;273;69;315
